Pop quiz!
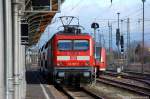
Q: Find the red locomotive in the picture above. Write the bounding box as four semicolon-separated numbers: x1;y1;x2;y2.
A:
39;16;107;84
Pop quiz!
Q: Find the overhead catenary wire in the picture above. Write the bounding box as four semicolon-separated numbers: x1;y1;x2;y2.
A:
61;0;85;16
121;8;142;18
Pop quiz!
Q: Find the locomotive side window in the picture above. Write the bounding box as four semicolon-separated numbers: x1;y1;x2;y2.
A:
74;40;89;50
58;40;72;50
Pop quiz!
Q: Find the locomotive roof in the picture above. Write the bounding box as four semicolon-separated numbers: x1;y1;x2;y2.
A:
51;32;92;40
55;31;90;36
45;32;92;46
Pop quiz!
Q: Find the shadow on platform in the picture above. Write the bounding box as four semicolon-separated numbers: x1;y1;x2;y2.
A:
25;65;48;84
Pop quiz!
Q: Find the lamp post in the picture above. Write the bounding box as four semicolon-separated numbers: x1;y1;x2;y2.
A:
117;13;120;29
91;22;99;58
116;12;121;73
91;22;99;84
141;0;146;74
116;12;120;59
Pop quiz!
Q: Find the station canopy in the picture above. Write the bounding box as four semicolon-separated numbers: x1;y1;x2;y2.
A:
23;0;65;46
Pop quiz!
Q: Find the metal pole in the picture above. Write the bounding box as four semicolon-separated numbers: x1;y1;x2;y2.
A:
98;30;101;47
20;45;25;99
94;29;96;84
121;20;123;35
121;19;123;54
121;19;124;71
0;0;5;98
94;29;96;58
117;13;120;29
110;23;113;63
102;31;105;47
127;18;130;67
108;21;111;53
22;46;26;99
18;15;21;99
12;0;19;99
141;0;145;74
110;24;112;51
3;0;14;98
117;13;120;71
117;12;120;59
134;40;136;63
97;30;100;46
58;0;61;12
110;24;113;64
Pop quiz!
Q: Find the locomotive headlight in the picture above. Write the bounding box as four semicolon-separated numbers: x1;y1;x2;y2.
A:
57;62;63;66
58;72;65;77
85;61;90;65
57;63;60;66
83;72;90;77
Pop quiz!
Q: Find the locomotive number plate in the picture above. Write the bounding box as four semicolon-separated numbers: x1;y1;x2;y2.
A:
70;56;77;60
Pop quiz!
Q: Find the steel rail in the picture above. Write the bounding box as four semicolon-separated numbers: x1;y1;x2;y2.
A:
97;77;150;97
37;71;102;99
55;85;103;99
103;71;150;86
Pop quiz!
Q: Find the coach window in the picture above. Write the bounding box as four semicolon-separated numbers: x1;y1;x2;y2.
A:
74;40;89;50
58;40;72;50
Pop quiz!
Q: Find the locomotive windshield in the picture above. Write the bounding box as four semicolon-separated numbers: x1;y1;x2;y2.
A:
58;40;72;50
74;40;89;50
58;40;89;51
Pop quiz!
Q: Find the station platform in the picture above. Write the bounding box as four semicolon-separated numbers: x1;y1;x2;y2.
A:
25;65;48;99
25;64;67;99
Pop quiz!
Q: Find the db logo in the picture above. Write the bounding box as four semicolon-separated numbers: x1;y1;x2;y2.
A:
70;56;77;60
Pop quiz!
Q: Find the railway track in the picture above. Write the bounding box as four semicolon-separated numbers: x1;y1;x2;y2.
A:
55;85;103;99
103;71;150;86
124;71;150;80
124;71;150;76
38;70;104;99
97;76;150;97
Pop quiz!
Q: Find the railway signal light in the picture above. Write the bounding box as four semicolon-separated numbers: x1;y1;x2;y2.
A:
91;22;99;42
116;29;120;46
121;46;124;52
120;35;124;46
91;22;99;29
120;35;124;52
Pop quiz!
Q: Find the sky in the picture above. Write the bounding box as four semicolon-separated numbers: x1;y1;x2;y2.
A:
37;0;150;49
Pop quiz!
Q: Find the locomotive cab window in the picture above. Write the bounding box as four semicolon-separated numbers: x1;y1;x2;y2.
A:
58;40;89;51
74;40;89;50
58;40;72;50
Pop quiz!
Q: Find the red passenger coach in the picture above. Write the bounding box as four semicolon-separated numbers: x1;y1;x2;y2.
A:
99;48;106;71
95;47;107;73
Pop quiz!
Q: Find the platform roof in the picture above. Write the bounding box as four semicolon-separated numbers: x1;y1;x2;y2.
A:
24;0;64;46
